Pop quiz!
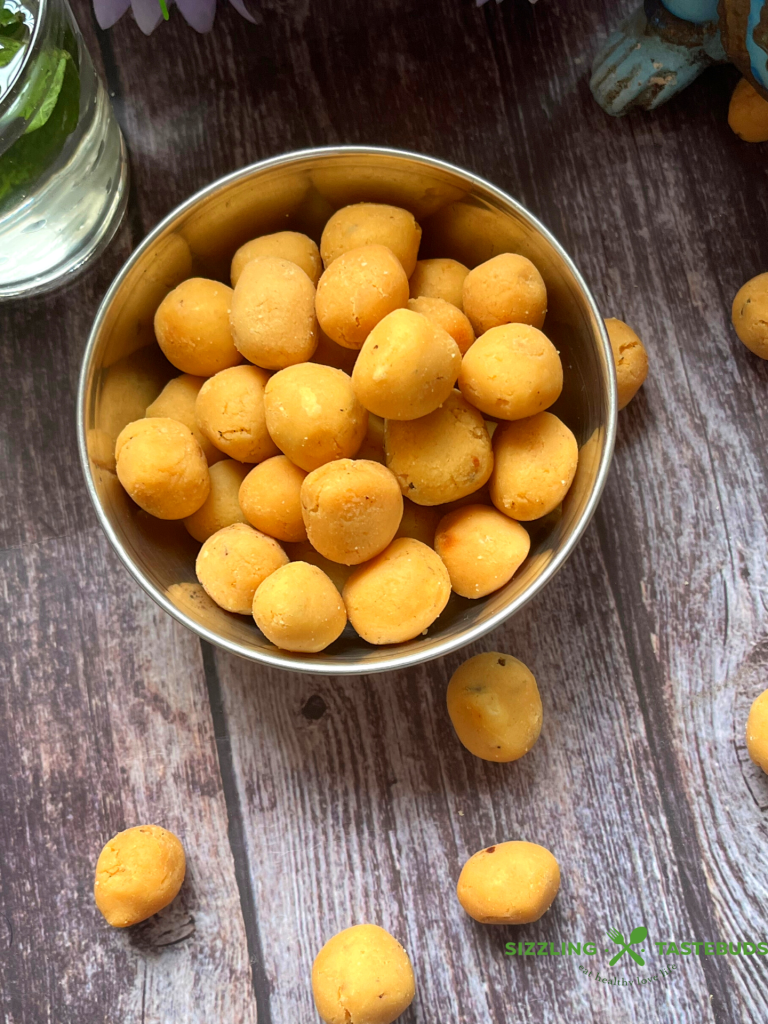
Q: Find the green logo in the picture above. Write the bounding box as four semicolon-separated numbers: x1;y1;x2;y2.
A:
608;926;648;966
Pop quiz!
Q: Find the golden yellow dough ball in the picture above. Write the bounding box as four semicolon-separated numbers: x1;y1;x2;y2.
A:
154;278;242;376
239;455;307;543
196;522;288;614
395;498;441;547
264;363;368;471
407;296;475;355
301;459;403;565
195;365;279;464
343;537;451;644
728;77;768;143
316;244;409;350
145;374;225;466
352;308;461;420
409;257;469;310
230;257;318;369
458;323;563;421
230;231;322;286
115;417;210;520
320;202;422;277
252;561;347;653
94;825;185;928
435;506;530;598
732;272;768;360
183;458;250;542
604;318;649;409
312;923;416;1024
446;652;542;761
462;253;547;335
283;540;357;593
746;689;768;773
313;328;359;374
457;840;560;925
385;391;493;506
490;412;578;521
355;413;386;464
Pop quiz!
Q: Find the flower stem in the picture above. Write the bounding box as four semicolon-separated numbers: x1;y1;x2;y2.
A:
158;0;169;20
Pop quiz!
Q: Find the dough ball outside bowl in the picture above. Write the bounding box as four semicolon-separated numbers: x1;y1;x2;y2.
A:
447;652;542;761
458;323;562;421
154;278;242;376
343;537;450;644
490;412;578;521
252;561;347;653
239;455;307;542
352;308;461;420
94;825;185;928
115;417;210;520
230;257;318;369
407;296;475;355
316;244;409;350
264;363;368;471
196;522;288;614
312;923;416;1024
728;78;768;143
462;253;547;335
732;272;768;360
231;231;322;286
301;459;403;565
183;458;250;542
457;840;560;925
146;374;225;465
320;202;422;277
435;506;530;598
195;365;278;464
385;391;493;506
409;257;469;310
395;498;441;547
605;318;649;409
747;688;768;773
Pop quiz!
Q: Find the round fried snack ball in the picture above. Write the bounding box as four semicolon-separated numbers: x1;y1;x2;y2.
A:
447;652;542;760
231;231;322;286
728;77;768;143
385;391;493;506
115;418;210;520
252;561;347;653
195;365;278;464
343;538;450;644
458;323;563;420
352;308;461;420
395;498;441;547
146;374;225;466
491;412;578;521
457;840;560;925
316;244;409;350
407;296;475;355
301;459;403;565
230;257;318;369
604;318;649;409
184;459;250;542
355;413;386;464
196;522;288;614
746;689;768;774
313;328;358;374
264;363;368;471
239;455;307;543
732;272;768;360
462;253;547;335
94;825;185;928
436;506;530;598
320;202;422;277
409;257;469;310
283;540;357;593
154;278;242;376
312;923;416;1024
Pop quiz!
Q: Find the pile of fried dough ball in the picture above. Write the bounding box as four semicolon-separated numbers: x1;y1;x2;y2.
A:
113;202;648;654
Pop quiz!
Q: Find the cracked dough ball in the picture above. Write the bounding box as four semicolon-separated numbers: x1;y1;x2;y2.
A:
115;417;210;520
385;391;493;506
239;455;307;543
196;522;288;614
407;296;475;355
394;498;441;548
312;923;416;1024
343;537;450;644
732;272;768;360
264;363;368;471
605;317;649;409
184;458;250;542
94;825;185;928
435;506;530;598
447;652;542;761
462;253;547;335
409;257;469;310
154;278;242;376
301;459;403;565
352;308;461;420
252;561;347;653
231;231;322;286
146;374;225;466
490;412;578;522
747;688;768;773
316;244;409;350
230;257;318;369
457;840;560;925
728;77;768;143
458;323;562;421
320;202;422;277
195;365;278;464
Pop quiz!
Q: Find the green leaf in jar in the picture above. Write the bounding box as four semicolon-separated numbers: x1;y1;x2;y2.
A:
25;50;68;132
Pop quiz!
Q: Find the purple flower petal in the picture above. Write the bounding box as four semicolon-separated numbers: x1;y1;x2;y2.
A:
227;0;257;24
131;0;166;34
93;0;132;29
176;0;216;32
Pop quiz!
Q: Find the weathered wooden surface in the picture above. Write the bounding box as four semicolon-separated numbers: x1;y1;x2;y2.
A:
2;0;767;1020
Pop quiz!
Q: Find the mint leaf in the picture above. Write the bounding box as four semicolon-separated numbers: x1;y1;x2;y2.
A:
0;34;22;66
25;51;67;131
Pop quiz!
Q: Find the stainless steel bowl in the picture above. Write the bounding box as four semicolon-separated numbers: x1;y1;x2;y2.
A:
78;146;617;675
